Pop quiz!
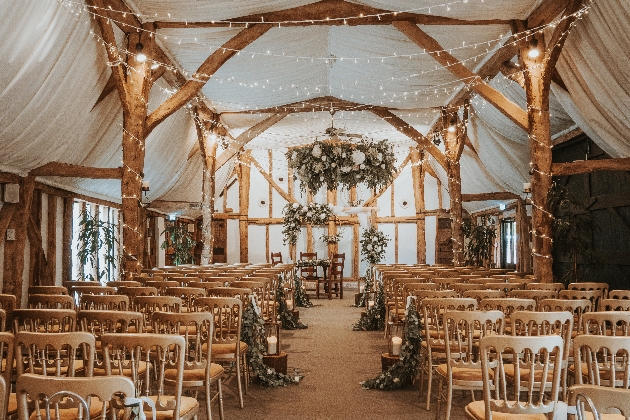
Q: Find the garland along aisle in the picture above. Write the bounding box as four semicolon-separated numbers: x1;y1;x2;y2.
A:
276;279;307;330
361;301;422;390
241;299;298;387
293;274;313;307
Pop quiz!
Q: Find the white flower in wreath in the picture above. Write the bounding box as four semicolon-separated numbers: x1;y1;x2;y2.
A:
367;244;373;250
351;150;366;165
342;152;347;158
381;164;386;169
377;152;383;161
312;144;322;157
293;203;300;209
360;164;365;169
320;213;326;219
333;147;341;155
321;155;327;161
320;176;324;181
341;166;351;173
331;163;336;167
306;212;312;218
291;151;297;160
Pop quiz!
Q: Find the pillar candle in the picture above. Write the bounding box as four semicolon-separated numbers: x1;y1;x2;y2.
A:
391;336;403;356
267;336;278;355
367;300;375;309
286;299;293;310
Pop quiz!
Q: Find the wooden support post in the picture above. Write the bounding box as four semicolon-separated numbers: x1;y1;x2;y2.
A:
306;191;314;254
3;176;35;306
62;197;73;283
45;195;57;286
327;190;338;258
411;148;426;264
516;198;531;273
238;152;251;263
350;187;360;278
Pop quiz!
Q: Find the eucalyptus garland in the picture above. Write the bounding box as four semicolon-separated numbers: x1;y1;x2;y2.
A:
354;268;373;308
276;280;307;330
293;274;313;308
240;299;298;387
352;279;385;331
361;301;422;390
282;202;334;245
286;139;396;193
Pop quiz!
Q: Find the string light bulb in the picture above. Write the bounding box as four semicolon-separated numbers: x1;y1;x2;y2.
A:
135;42;147;63
527;38;540;59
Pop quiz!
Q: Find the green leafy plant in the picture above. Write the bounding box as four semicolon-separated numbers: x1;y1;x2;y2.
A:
77;208;118;282
282;202;334;245
160;224;197;266
360;227;390;265
549;181;598;284
462;217;496;266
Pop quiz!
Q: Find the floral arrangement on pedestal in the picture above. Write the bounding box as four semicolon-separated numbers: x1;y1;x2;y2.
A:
282;202;334;245
361;299;422;390
360;227;390;265
286;139;396;193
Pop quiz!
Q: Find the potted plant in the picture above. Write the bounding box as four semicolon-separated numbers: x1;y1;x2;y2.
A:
161;223;197;265
462;216;496;267
77;208;119;282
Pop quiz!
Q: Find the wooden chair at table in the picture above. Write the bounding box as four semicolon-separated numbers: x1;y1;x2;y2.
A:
152;311;225;420
435;310;505;420
16;374;144;420
608;290;630;300
464;335;565;420
0;332;14;418
12;309;76;333
80;293;129;311
270;252;283;266
101;333;199;420
569;384;630;420
27;286;68;295
326;261;344;300
600;298;630;311
195;297;248;408
164;287;207;312
420;297;478;411
507;311;574;399
298;252;320;297
27;294;75;310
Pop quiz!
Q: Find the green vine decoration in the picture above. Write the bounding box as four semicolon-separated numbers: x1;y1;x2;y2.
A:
240;300;299;387
361;301;422;390
462;216;496;266
354;268;373;308
293;275;313;308
160;224;197;266
353;277;385;331
276;280;307;330
77;208;119;282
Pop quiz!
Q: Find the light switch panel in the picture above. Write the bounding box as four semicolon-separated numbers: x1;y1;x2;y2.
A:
6;229;16;241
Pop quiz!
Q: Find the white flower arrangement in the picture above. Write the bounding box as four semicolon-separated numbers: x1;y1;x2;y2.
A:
286;139;396;193
320;233;343;244
360;227;390;264
282;202;334;245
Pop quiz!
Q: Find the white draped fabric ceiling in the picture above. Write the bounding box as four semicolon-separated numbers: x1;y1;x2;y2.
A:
0;0;629;217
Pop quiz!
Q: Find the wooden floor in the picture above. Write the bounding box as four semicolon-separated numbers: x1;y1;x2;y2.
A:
205;291;470;420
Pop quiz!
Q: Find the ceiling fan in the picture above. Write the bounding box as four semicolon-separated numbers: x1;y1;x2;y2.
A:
323;108;362;141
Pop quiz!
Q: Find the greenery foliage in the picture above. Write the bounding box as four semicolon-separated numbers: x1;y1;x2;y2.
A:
77;208;118;282
276;279;307;330
293;274;313;308
160;224;197;265
549;181;598;284
282;202;334;245
320;233;343;243
362;301;422;390
462;217;496;266
360;227;390;264
240;299;299;387
353;277;385;331
286;139;396;193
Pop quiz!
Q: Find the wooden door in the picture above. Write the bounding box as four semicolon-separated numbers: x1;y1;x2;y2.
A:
436;217;453;265
212;219;227;263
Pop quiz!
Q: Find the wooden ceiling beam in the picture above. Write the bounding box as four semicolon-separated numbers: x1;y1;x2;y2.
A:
145;24;272;136
370;107;447;170
154;0;510;29
462;192;520;201
29;162;124;179
527;0;572;28
240;154;297;204
215;113;289;170
551;158;630;177
393;20;529;131
222;95;379;115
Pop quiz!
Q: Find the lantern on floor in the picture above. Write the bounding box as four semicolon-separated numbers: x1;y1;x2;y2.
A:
366;291;376;311
284;287;294;311
387;321;405;357
264;321;281;356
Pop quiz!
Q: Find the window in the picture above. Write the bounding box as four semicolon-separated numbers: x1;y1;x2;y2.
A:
501;218;517;269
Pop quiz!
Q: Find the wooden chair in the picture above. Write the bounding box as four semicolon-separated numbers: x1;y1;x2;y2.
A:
27;286;67;295
569;384;630;420
559;289;604;312
435;310;505;420
478;297;537;315
79;293;129;311
0;295;16;331
270;252;283;266
201;288;253;310
608;290;630;300
102;333;199;420
133;295;182;329
152;311;224;420
462;289;506;303
325;261;344;299
540;298;592;338
600;298;630;311
0;376;5;420
67;284;112;303
0;332;14;417
27;294;75;310
508;289;558;305
527;282;565;292
568;282;609;299
12;309;76;333
196;297;248;408
484;282;525;293
104;280;141;290
232;279;275;321
117;285;158;300
16;374;142;420
420;297;477;411
145;280;180;294
164;287;207;312
573;335;630;388
465;335;565;420
299;251;320;297
78;310;144;350
582;311;630;336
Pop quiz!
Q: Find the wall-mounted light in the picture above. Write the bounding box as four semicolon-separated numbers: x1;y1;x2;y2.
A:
527;38;540;59
447;116;457;133
135;42;147;63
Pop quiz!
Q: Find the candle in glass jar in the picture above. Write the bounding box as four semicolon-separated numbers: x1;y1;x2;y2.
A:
267;336;278;355
391;336;403;356
367;300;375;309
286;299;293;310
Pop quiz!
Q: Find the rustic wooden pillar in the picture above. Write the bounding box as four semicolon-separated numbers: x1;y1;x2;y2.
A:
3;176;35;306
350;187;360;277
411;148;426;264
61;197;73;283
45;195;57;285
443;105;468;266
516;198;531;273
326;190;338;258
195;112;218;264
306;190;314;254
238;151;251;263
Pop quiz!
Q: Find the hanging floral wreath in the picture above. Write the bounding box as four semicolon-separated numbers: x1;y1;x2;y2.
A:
360;227;390;265
286;139;396;193
320;232;343;244
282;202;334;245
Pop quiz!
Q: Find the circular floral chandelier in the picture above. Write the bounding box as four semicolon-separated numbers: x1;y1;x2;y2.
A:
286;137;396;193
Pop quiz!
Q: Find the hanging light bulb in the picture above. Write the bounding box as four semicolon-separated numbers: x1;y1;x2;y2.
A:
150;62;160;70
527;38;540;59
447;116;457;133
135;42;147;63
